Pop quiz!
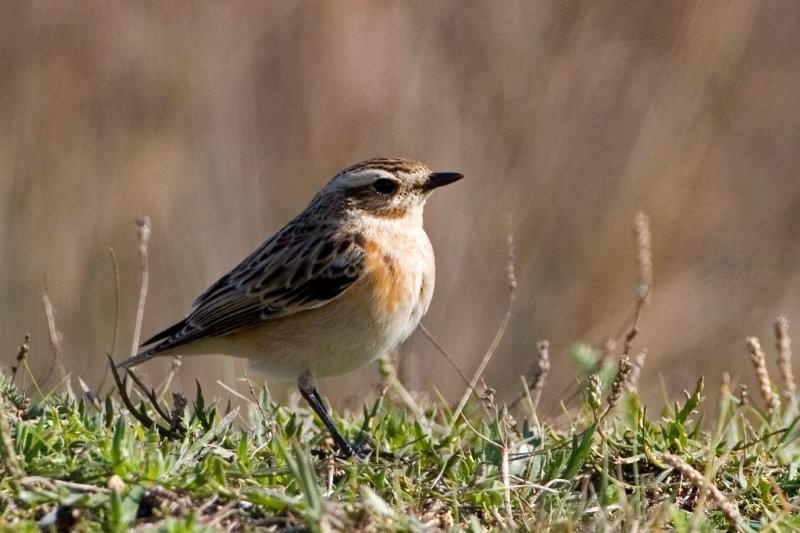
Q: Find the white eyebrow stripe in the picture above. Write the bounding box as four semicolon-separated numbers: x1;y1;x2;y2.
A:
337;170;382;188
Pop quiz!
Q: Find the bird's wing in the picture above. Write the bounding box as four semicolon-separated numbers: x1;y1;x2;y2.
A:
136;224;365;356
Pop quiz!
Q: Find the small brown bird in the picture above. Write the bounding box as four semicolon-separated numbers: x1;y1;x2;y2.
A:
117;157;463;456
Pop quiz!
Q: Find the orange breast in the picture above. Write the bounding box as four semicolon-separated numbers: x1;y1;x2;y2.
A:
363;240;410;314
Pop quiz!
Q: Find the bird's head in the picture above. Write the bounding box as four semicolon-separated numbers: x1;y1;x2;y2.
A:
319;157;463;220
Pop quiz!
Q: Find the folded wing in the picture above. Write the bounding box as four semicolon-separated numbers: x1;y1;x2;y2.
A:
121;226;365;366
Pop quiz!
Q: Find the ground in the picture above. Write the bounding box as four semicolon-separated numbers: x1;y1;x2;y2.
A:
1;342;799;532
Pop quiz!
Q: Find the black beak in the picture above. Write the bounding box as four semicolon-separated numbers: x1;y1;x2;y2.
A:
421;171;464;191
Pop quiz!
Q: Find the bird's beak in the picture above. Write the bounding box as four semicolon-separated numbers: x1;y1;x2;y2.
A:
421;171;464;191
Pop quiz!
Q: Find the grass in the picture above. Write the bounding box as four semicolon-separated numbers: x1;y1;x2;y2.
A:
2;215;799;531
1;338;800;532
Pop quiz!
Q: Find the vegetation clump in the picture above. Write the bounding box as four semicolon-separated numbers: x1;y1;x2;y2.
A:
1;327;799;531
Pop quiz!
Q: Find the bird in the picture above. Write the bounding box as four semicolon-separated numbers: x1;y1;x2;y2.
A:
116;157;463;457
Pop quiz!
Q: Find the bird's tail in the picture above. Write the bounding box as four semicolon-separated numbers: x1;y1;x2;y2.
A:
114;319;190;369
115;347;159;369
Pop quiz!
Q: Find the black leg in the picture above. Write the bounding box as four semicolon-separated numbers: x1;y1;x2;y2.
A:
298;373;354;458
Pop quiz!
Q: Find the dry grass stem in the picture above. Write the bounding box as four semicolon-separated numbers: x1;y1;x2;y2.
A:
507;340;551;411
620;212;653;360
0;397;23;480
20;476;110;494
505;216;518;299
97;247;122;396
108;247;121;358
378;355;427;423
558;214;653;408
157;356;183;403
586;374;602;414
774;316;797;412
131;215;151;358
747;336;780;415
634;212;652;302
500;442;514;524
661;454;741;527
530;340;551;409
479;381;496;412
452;222;517;423
607;354;633;409
720;372;731;398
42;291;67;382
77;377;100;407
626;349;647;393
11;333;31;384
738;384;749;406
418;323;472;389
450;286;511;420
244;374;273;439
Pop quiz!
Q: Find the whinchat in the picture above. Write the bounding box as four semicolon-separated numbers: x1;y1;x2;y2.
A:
117;157;463;456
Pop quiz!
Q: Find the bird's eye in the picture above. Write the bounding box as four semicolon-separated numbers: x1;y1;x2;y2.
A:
372;178;399;195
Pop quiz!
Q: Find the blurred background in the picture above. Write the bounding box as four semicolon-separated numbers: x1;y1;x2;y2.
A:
2;2;800;413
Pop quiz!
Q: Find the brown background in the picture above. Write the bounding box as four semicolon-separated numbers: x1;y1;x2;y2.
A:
2;2;800;412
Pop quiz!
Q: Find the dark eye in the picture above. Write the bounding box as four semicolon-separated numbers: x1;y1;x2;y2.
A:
372;178;399;195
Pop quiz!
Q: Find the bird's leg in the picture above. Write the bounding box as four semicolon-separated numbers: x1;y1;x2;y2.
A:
297;372;354;458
